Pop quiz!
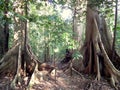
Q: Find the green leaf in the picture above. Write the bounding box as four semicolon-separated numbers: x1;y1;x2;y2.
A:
117;26;120;31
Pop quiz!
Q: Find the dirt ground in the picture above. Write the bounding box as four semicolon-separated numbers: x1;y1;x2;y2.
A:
31;69;115;90
0;62;119;90
30;62;118;90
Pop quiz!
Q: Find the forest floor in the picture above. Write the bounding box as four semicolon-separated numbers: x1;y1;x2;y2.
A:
30;62;117;90
0;61;119;90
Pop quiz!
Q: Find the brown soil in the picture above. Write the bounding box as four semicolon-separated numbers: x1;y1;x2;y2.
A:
0;62;119;90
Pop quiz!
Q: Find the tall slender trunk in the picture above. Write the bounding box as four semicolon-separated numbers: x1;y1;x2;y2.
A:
4;0;9;53
0;0;9;58
112;0;118;61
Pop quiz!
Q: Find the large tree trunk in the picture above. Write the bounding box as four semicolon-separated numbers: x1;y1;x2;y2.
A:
83;6;120;89
0;0;41;89
0;0;54;89
99;15;120;70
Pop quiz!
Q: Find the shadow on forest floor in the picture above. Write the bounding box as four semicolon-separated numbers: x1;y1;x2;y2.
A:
30;62;117;90
0;62;119;90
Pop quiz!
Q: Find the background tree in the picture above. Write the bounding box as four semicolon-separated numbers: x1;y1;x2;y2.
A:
0;0;9;58
29;1;76;62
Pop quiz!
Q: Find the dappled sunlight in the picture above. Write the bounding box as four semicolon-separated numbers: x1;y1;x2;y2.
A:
0;0;120;89
29;63;115;90
14;31;21;41
31;69;68;90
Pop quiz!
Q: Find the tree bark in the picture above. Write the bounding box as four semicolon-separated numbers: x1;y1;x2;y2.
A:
4;0;9;53
0;0;9;58
0;0;40;89
83;6;120;89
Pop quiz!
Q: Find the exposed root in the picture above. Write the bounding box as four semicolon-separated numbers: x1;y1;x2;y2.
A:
84;42;92;74
10;45;22;89
0;43;19;63
110;74;119;90
27;63;38;89
93;18;101;81
95;56;101;81
0;42;42;89
0;43;19;75
83;8;120;89
27;62;55;89
72;67;84;78
97;24;120;89
94;17;120;88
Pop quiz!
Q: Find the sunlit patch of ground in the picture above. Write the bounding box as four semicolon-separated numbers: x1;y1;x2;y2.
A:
30;62;116;90
0;62;119;90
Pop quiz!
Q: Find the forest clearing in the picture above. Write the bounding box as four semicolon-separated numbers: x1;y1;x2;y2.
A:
0;0;120;90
